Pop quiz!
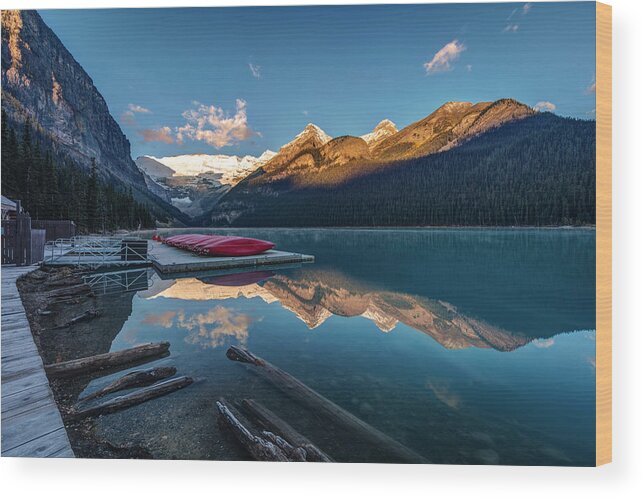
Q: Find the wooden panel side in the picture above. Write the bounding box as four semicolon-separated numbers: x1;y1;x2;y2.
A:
595;1;612;467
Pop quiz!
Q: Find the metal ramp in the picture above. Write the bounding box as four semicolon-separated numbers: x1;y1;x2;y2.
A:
43;236;150;270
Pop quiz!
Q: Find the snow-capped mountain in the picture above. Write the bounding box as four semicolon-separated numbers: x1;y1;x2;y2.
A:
360;119;398;148
284;123;332;149
138;151;276;185
260;123;333;176
134;150;276;217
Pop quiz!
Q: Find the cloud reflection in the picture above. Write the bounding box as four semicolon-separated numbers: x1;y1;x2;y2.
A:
178;306;255;349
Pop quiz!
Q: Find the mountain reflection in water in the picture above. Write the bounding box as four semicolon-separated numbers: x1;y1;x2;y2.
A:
144;268;530;352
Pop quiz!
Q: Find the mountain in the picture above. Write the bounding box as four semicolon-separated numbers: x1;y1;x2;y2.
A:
239;100;533;187
1;10;186;225
134;151;276;217
135;156;176;180
372;99;535;160
360;119;398;149
214;99;535;195
210;111;595;227
260;123;333;179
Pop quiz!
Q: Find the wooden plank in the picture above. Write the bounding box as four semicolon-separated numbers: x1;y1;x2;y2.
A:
1;384;57;421
1;355;45;376
595;1;612;467
1;370;50;398
2;316;31;326
0;399;66;451
2;427;73;458
1;332;39;347
1;343;40;361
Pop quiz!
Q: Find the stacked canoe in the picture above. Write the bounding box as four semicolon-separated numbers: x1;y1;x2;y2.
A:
154;234;275;257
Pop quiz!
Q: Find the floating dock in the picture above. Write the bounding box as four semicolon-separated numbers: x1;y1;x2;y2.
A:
149;241;314;276
1;265;74;458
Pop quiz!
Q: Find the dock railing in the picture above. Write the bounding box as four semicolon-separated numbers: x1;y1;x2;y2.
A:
44;236;149;269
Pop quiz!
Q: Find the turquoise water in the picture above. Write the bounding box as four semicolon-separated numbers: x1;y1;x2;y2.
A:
89;229;596;465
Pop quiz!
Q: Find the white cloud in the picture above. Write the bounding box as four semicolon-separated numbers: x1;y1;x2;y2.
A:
121;103;152;127
424;40;466;75
176;99;256;149
128;103;152;114
302;110;309;116
466;64;473;72
139;127;174;144
248;63;261;79
586;76;596;94
523;3;533;15
504;24;519;32
533;101;557;112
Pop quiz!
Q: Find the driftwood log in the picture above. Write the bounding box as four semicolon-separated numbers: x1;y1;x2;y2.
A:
69;376;193;420
50;309;101;329
47;295;91;307
45;276;83;288
77;366;177;403
46;283;92;299
260;431;307;461
241;398;333;462
45;342;171;378
216;398;290;462
227;346;427;464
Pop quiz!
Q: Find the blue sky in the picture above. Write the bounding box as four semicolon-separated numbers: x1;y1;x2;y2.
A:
39;3;596;159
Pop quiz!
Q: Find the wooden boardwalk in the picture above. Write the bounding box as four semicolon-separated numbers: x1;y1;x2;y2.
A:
1;265;74;458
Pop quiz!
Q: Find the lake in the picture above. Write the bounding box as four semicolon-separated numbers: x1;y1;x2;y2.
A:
83;228;596;465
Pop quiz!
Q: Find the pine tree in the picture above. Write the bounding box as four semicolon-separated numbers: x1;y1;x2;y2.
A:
43;151;61;219
18;117;34;209
86;157;99;232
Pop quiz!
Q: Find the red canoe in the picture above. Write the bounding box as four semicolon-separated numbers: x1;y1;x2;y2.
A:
161;234;275;257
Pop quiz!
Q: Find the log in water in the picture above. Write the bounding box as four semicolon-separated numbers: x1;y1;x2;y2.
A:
77;366;178;403
45;342;171;378
69;375;193;420
216;398;290;462
226;346;427;463
241;398;333;462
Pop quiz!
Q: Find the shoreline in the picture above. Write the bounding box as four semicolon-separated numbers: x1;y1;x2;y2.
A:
134;225;596;236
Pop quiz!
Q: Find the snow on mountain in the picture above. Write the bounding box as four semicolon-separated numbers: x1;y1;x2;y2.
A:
281;123;332;151
137;151;276;185
360;119;398;148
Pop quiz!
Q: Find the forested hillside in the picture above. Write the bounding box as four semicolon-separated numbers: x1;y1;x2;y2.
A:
213;113;595;227
2;111;155;231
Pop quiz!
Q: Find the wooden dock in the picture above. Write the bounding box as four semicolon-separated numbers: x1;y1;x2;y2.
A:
149;241;314;276
1;265;74;458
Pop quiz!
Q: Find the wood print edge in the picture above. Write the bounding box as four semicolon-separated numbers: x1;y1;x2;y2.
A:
595;0;612;467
